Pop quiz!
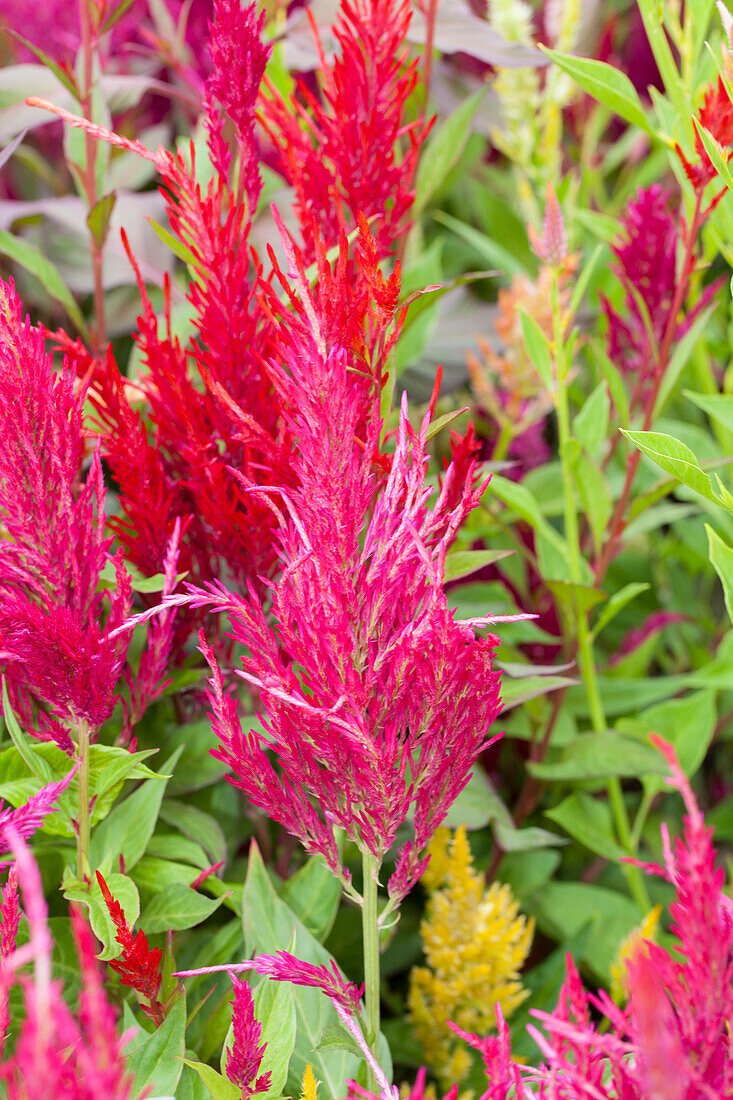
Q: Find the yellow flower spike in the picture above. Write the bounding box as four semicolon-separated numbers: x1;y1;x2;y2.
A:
409;826;534;1089
421;827;452;890
610;904;663;1002
300;1064;319;1100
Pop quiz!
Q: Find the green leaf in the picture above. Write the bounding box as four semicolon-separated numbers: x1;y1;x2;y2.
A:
86;191;117;248
0;227;88;337
183;1062;238;1100
65;871;140;961
636;0;688;120
545;792;626;862
594;344;629;427
90;747;183;873
432;211;526;279
545;579;606;621
519;308;552;388
654;302;719;418
621;429;722;507
315;1024;364;1058
694;120;733;190
1;680;55;782
500;674;577;711
540;48;654;134
443;767;564;850
159;801;227;867
487;474;570;559
279;856;342;943
528;731;668;782
242;843;360;1096
139;884;225;934
574;459;612;553
525;882;641;979
707;524;733;624
413;89;485;214
620;689;717;787
443;548;512;582
573;382;610;457
148;218;199;269
685;390;733;434
5;32;78;97
126;994;186;1097
592;582;650;638
251;979;297;1098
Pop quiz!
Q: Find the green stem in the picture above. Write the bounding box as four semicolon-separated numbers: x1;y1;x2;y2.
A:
552;280;650;914
76;718;91;883
361;849;381;1085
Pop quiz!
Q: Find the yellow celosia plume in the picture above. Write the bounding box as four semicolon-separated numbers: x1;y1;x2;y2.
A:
408;826;534;1087
300;1064;319;1100
610;904;663;1002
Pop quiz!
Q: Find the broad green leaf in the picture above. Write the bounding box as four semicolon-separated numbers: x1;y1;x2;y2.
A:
242;843;360;1096
541;48;654;134
695;121;733;190
90;746;183;872
707;524;733;623
0;228;88;336
139;884;225;934
160;801;227;867
592;582;650;638
1;680;55;782
413;89;485;213
183;1062;237;1100
545;792;626;862
654;302;719;417
574;459;612;552
621;430;722;507
65;872;140;961
637;0;688;120
573;382;610;457
519;308;552;388
620;689;717;787
126;994;186;1097
279;855;342;943
443;548;512;582
487;474;570;559
528;731;668;782
685;390;733;434
432;211;526;279
500;674;576;711
525;882;641;979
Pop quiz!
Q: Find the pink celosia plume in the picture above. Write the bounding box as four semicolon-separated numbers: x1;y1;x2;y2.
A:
0;280;131;746
225;977;271;1098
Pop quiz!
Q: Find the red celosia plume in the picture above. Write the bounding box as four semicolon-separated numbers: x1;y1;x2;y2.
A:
96;871;165;1025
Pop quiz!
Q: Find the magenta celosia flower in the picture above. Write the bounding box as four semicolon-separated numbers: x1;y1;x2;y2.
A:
0;868;18;1047
602;186;719;397
0;831;135;1099
0;281;131;747
253;951;363;1015
225;977;271;1098
200;365;502;897
206;0;270;210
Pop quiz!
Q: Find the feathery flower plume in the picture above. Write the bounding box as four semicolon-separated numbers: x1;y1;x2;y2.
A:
0;832;135;1099
226;977;271;1098
527;183;568;267
260;0;431;259
409;826;533;1086
253;951;363;1014
206;0;270;210
203;364;502;895
676;76;733;193
0;868;18;1046
0;280;131;747
96;871;165;1025
301;1065;319;1100
602;186;719;399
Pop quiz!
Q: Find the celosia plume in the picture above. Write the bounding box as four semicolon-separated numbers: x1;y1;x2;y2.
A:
226;977;271;1098
602;185;719;398
0;280;131;746
96;871;165;1025
253;951;363;1014
0;768;76;854
260;0;431;260
676;76;733;192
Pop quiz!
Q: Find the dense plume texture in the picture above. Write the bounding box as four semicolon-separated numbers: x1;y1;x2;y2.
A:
226;977;271;1097
260;0;431;260
0;280;130;748
202;269;502;893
